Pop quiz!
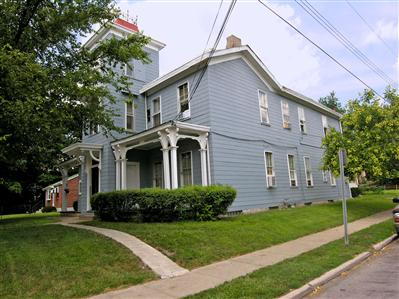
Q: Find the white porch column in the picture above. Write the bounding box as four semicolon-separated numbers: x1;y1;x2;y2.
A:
198;133;208;186
120;147;127;190
167;127;179;189
60;167;68;212
158;131;171;189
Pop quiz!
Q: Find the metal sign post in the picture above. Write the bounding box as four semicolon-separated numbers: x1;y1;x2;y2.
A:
339;149;349;245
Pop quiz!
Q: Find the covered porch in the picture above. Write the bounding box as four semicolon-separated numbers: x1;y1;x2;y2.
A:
112;121;211;190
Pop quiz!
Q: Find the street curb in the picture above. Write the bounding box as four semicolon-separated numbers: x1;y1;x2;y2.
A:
279;234;398;299
372;234;397;251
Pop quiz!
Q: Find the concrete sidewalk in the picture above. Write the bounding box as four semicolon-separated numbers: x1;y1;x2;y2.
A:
59;223;189;279
89;210;392;299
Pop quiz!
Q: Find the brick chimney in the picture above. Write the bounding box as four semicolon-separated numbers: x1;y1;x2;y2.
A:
114;18;139;32
226;35;242;49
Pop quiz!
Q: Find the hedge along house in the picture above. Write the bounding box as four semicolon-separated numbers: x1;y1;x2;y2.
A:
60;18;350;214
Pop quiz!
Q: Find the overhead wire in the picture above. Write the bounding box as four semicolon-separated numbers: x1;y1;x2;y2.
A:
296;0;395;87
174;0;237;121
257;0;384;99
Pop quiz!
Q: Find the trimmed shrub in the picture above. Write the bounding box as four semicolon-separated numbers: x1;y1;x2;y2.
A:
41;206;57;213
73;200;78;212
350;187;361;198
91;185;236;222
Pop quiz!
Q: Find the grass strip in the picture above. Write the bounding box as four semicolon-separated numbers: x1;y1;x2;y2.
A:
85;192;398;268
187;219;396;299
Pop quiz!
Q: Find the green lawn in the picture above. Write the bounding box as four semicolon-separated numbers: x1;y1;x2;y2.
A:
86;191;398;269
0;213;156;299
187;219;396;299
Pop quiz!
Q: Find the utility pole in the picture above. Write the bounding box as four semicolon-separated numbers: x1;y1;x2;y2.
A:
339;149;349;245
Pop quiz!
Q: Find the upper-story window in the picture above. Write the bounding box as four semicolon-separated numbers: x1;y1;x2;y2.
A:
152;97;161;127
281;100;291;129
304;156;313;187
178;82;190;118
298;107;307;133
124;63;133;77
258;90;269;124
264;152;276;188
125;102;134;131
287;154;297;187
322;115;328;136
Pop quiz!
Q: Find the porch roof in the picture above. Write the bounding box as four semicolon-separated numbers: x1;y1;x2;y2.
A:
62;142;103;157
111;121;210;150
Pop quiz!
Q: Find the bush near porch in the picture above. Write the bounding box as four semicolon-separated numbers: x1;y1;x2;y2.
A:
91;185;236;222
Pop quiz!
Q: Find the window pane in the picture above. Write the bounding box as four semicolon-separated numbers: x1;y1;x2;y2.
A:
125;63;133;77
153;113;160;126
127;103;133;115
179;83;189;113
126;115;133;130
261;109;269;123
181;152;192;186
153;98;160;113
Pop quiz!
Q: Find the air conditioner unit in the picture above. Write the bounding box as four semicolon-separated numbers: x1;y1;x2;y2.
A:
283;122;291;129
267;176;276;188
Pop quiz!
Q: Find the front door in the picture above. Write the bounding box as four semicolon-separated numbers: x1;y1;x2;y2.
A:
127;162;140;189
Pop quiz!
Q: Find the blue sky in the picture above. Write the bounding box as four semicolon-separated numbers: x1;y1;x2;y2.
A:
116;0;398;106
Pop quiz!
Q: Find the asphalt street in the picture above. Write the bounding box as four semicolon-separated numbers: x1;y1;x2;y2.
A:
309;238;399;299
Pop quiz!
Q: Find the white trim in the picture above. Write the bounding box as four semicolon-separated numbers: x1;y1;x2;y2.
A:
322;115;328;137
298;106;307;134
62;143;102;156
264;151;276;188
281;100;291;129
151;96;162;127
177;81;190;119
287;154;298;187
258;89;270;124
303;156;314;187
139;45;341;119
180;151;193;187
144;94;148;130
125;101;135;132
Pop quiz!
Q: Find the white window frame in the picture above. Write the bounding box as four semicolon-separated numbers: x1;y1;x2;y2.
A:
177;81;190;119
303;156;314;187
287;154;298;187
322;170;328;183
153;161;163;188
298;107;307;134
180;151;193;186
281;100;291;129
125;102;135;132
322;115;328;137
264;151;276;188
330;170;337;186
258;89;270;124
151;96;162;127
124;62;133;77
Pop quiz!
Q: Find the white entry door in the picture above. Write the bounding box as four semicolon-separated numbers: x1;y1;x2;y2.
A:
127;162;140;189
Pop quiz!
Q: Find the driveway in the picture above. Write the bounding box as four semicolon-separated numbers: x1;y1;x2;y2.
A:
309;238;399;299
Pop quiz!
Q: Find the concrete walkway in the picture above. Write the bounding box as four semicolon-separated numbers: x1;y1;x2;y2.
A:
88;210;392;299
59;223;189;279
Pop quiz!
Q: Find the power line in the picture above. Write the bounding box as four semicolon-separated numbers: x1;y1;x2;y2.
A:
296;0;395;86
257;0;384;99
174;0;237;120
345;0;396;57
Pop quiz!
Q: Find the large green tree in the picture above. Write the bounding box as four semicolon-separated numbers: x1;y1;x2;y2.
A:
322;87;399;182
319;91;346;114
0;0;149;210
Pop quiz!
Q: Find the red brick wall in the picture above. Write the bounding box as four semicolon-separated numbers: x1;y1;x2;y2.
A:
47;176;79;209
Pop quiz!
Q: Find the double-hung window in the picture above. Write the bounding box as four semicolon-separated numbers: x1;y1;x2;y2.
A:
322;170;328;183
125;102;134;131
264;152;276;188
298;107;306;133
330;171;337;186
303;157;313;187
180;152;193;186
322;115;328;137
124;63;133;77
153;162;163;188
281;100;291;129
178;82;190;118
152;97;161;127
287;155;297;187
258;90;269;124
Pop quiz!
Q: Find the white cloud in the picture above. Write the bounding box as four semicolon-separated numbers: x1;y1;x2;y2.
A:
117;0;321;94
363;19;398;45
